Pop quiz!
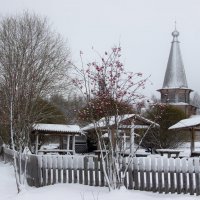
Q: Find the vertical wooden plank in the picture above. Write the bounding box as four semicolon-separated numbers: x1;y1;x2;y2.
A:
73;156;78;184
47;155;52;185
169;158;175;193
84;157;89;185
52;156;57;184
63;156;68;183
128;158;134;190
88;157;94;186
163;157;169;194
157;157;163;193
57;156;63;183
145;157;151;191
194;157;200;196
37;155;43;187
42;156;47;186
181;158;188;194
100;157;104;187
31;154;40;187
139;157;145;191
26;155;33;186
94;157;99;186
133;157;139;190
175;158;181;194
68;156;73;183
188;158;194;195
78;156;84;184
151;157;157;193
122;157;127;188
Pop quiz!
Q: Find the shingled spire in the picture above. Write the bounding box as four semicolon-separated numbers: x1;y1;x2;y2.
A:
157;27;196;116
162;27;188;88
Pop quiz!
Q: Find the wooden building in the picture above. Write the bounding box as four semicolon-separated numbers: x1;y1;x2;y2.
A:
32;123;87;154
157;28;197;116
82;114;159;153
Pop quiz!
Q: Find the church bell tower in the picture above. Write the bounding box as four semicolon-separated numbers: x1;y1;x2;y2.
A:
157;27;196;116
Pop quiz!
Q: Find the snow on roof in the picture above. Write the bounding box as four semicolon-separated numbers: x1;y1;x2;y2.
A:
169;115;200;130
33;123;82;133
81;114;159;131
169;102;189;105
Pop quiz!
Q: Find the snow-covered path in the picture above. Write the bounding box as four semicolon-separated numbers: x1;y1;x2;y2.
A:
0;161;199;200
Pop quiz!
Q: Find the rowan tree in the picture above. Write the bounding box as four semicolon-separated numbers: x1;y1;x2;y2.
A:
73;46;149;190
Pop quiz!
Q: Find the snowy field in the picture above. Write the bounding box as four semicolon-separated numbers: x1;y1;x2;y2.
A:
0;161;199;200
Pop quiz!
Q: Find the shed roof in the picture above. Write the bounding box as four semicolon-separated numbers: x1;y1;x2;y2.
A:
81;114;159;131
169;115;200;130
33;123;82;134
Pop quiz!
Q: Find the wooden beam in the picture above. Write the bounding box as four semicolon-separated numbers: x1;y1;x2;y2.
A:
66;135;70;151
191;128;195;153
72;135;76;154
130;121;135;155
35;134;39;154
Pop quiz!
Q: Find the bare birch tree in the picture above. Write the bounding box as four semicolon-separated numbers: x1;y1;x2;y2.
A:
0;12;70;192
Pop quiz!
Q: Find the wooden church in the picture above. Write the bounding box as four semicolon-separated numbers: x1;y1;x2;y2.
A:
157;27;197;116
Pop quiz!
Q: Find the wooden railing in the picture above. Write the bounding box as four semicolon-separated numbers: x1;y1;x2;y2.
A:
1;147;200;196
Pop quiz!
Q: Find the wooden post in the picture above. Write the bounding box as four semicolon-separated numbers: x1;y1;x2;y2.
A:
191;128;195;154
72;135;76;154
60;135;63;149
130;121;135;155
66;135;70;151
35;134;39;154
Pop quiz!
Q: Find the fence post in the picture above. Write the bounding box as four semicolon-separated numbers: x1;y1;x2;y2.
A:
175;158;181;194
157;157;163;193
68;156;73;183
133;157;139;190
63;156;67;183
139;158;145;191
100;157;105;187
128;157;134;190
163;157;169;194
194;157;200;196
57;155;63;183
188;158;194;195
151;157;157;193
181;158;188;194
47;155;53;185
94;157;99;186
73;156;78;184
169;158;175;193
84;157;89;185
78;157;84;184
145;157;151;191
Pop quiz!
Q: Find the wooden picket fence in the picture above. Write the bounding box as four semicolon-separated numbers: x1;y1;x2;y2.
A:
1;147;200;196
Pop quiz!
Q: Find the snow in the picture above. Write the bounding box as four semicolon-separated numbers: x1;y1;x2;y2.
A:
169;115;200;129
33;123;82;133
82;114;159;131
0;161;199;200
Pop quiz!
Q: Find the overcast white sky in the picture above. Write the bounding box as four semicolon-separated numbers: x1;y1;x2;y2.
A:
0;0;200;99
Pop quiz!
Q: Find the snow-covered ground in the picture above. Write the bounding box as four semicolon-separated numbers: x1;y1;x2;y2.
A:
0;161;199;200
